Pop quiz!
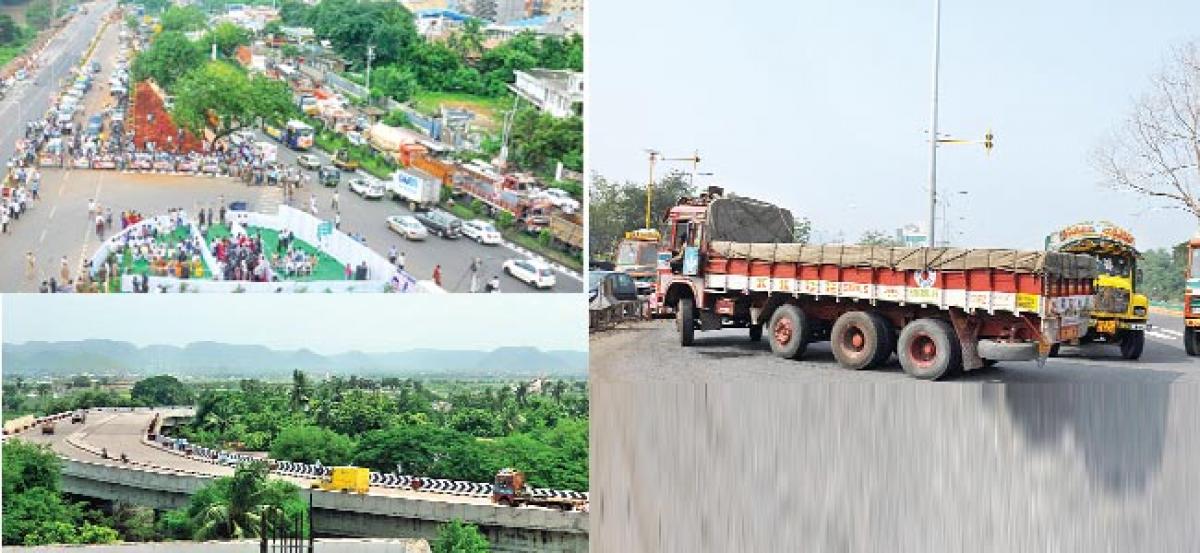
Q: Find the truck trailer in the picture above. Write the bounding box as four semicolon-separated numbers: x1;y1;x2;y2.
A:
657;188;1097;380
386;168;441;211
492;468;585;511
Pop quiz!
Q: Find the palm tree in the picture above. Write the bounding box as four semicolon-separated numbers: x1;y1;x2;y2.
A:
459;18;484;61
192;461;280;539
550;380;567;404
514;382;529;406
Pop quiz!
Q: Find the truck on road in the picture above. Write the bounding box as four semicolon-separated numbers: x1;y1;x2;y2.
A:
657;187;1097;380
1046;222;1148;359
386;168;440;211
283;120;314;151
492;468;585;511
549;211;583;254
71;410;86;424
1186;235;1200;356
311;466;370;493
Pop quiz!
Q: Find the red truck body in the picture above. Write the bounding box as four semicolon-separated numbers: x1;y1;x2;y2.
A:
656;189;1097;379
1186;237;1200;355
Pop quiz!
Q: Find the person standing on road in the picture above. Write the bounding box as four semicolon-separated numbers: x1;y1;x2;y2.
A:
95;213;105;238
87;198;96;218
432;264;442;288
388;245;398;266
60;256;69;282
1;208;9;235
334;211;340;229
331;190;339;211
395;251;406;272
486;275;501;293
469;257;482;293
26;252;36;280
30;169;39;199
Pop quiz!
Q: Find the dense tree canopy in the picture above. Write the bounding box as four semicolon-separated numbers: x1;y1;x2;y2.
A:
159;5;207;32
131;30;206;88
433;520;490;553
1141;244;1187;302
172;62;296;148
270;425;355;465
204;21;252;58
3;441;121;545
131;375;194;406
588;172;696;260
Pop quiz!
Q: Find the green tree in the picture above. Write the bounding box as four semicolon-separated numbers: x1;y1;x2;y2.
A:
186;460;303;540
858;230;902;247
131;30;206;88
24;0;52;30
271;425;355;465
109;503;159;542
290;369;310;410
3;440;121;545
204;21;251;58
172;62;295;149
432;520;490;553
1140;245;1187;302
374;64;419;102
0;14;20;44
131;375;194;406
160;5;207;32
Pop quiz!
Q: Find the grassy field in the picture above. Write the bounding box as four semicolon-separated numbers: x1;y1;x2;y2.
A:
410;91;513;130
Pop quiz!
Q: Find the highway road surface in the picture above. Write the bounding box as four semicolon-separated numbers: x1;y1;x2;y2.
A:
590;311;1200;552
14;409;496;506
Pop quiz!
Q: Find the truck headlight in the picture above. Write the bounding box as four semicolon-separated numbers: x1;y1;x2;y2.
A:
1133;306;1147;317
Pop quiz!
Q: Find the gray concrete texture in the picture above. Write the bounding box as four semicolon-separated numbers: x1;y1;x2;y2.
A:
589;314;1200;552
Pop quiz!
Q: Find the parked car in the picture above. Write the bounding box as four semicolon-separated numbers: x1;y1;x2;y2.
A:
538;188;581;213
319;166;340;187
588;270;638;302
386;214;428;240
461;219;502;245
349;178;384;199
503;258;556;289
296;154;321;170
414;209;462;239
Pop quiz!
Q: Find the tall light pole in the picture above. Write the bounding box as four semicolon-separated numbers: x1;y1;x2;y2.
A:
644;149;660;229
925;0;942;247
364;44;375;99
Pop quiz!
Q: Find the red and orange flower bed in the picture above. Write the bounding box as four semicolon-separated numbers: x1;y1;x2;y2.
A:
130;81;205;153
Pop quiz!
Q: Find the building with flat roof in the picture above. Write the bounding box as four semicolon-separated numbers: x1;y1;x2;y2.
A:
510;69;583;118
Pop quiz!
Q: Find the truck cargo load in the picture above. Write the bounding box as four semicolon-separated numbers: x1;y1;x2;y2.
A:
659;190;1098;380
311;466;370;493
550;212;583;251
366;123;423;159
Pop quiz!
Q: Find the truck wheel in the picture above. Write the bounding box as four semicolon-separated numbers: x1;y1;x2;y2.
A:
749;324;763;342
677;297;696;347
897;318;962;380
767;304;809;360
1186;327;1199;356
830;311;889;370
1119;329;1144;360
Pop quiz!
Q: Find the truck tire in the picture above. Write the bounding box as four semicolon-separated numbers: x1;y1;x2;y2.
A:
1119;329;1144;360
829;311;889;370
749;324;763;342
767;304;809;360
1186;327;1199;356
897;318;962;380
677;297;696;347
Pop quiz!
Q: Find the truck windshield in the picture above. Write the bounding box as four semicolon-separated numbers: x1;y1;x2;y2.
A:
616;242;657;266
1192;248;1200;278
1096;254;1131;278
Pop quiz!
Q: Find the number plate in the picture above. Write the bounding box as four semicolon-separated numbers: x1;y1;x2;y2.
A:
1058;324;1081;341
1187;318;1200;328
1095;320;1117;334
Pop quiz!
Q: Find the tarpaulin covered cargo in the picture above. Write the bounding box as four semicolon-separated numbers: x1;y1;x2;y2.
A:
705;197;795;243
708;242;1098;279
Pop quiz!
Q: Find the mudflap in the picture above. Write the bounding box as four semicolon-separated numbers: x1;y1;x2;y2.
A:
949;310;984;371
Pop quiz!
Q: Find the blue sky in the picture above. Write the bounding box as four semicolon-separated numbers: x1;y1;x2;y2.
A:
588;0;1200;250
0;295;587;354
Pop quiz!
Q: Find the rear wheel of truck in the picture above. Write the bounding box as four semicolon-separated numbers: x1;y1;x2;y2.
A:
749;324;763;342
830;311;890;370
897;318;962;380
768;304;809;360
677;297;696;347
1186;327;1199;356
1119;329;1144;360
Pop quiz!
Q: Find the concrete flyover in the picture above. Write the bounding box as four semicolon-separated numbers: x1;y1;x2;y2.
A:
11;408;588;553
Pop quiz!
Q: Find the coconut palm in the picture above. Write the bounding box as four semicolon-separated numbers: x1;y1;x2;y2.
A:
190;461;287;540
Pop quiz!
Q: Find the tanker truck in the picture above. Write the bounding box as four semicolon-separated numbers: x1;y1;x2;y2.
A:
656;187;1096;380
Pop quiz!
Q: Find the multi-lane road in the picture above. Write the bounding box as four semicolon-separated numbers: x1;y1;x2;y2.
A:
0;3;581;293
590;311;1200;552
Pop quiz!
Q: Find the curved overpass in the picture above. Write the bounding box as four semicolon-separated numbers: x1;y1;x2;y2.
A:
9;408;587;553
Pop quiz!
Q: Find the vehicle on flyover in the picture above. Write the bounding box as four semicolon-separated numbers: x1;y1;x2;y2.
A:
311;466;370;493
491;468;585;511
71;410;87;423
1186;234;1200;356
42;421;55;434
1045;221;1149;359
656;186;1098;380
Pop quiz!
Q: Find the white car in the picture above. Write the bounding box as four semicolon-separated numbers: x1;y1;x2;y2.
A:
503;258;556;289
349;178;385;199
386;215;428;240
296;154;321;170
462;219;502;245
540;188;581;212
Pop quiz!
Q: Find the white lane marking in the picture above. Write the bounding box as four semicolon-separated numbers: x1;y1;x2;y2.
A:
1156;328;1183;338
1147;330;1180;342
48;205;56;220
39;229;47;244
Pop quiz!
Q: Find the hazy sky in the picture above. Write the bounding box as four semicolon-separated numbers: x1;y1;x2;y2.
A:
589;0;1199;250
1;295;587;354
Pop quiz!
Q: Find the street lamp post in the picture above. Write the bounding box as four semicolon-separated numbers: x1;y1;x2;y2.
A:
926;0;942;247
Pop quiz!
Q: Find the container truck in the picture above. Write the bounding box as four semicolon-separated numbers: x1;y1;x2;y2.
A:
1186;235;1200;356
386;168;440;211
1045;221;1148;359
657;187;1097;380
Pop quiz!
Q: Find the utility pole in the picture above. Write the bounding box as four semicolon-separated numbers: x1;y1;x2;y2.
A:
644;149;660;229
926;0;942;247
364;44;375;99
